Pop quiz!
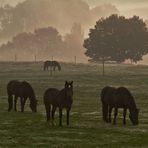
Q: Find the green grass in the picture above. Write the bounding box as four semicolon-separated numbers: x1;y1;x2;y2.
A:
0;62;148;147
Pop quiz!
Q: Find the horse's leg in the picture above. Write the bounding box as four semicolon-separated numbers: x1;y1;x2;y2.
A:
66;108;70;126
8;95;13;112
20;97;24;112
52;106;56;126
45;104;50;122
21;97;27;112
113;108;118;125
123;108;127;125
14;96;18;111
108;106;113;123
59;108;62;126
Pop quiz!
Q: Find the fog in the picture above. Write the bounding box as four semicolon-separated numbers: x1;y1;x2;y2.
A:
0;0;148;64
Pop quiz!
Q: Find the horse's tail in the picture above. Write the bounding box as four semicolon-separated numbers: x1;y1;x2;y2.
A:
101;88;109;122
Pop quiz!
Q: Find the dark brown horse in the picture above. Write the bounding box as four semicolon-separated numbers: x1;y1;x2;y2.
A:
7;80;37;112
43;60;61;71
101;86;139;125
44;81;73;126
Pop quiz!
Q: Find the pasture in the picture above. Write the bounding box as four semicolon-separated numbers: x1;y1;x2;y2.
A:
0;62;148;147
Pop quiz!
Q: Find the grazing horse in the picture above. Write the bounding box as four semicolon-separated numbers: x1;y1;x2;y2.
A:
7;80;37;112
44;81;73;126
43;60;61;71
101;86;139;125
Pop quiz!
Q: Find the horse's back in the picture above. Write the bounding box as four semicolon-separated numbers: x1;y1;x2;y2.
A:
7;80;34;98
44;88;59;105
101;86;136;108
44;61;51;65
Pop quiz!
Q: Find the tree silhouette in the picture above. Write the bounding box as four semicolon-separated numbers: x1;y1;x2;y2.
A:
84;14;148;75
0;27;65;61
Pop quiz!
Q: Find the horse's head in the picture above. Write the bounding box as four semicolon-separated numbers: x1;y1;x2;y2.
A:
30;99;38;113
129;108;139;125
65;81;73;97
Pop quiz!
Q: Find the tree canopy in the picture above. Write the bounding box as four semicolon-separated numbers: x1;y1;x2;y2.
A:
84;14;148;64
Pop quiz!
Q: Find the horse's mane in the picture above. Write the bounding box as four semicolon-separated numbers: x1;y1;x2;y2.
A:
117;87;137;108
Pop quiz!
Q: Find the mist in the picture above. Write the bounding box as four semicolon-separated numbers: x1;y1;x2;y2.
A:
0;0;148;64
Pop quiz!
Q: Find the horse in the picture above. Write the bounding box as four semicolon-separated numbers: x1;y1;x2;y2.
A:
44;81;73;126
7;80;37;112
101;86;139;125
43;60;61;72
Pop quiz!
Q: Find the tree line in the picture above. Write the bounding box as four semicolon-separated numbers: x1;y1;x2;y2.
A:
0;23;84;62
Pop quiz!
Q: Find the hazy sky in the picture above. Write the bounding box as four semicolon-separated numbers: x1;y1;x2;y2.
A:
85;0;148;9
1;0;148;19
1;0;148;9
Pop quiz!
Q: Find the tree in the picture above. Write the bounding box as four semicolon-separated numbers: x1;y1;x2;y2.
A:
84;14;148;75
34;27;64;58
64;23;85;62
0;26;65;61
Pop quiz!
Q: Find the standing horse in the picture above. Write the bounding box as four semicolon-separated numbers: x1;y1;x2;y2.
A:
101;86;139;125
44;81;73;126
43;61;61;71
7;80;37;112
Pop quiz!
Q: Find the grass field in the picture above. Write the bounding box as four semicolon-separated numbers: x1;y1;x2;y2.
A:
0;62;148;148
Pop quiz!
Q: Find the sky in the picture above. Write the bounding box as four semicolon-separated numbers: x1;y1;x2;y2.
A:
84;0;148;8
1;0;148;19
1;0;148;9
84;0;148;19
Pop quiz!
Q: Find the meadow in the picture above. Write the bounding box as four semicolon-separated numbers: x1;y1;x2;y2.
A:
0;62;148;148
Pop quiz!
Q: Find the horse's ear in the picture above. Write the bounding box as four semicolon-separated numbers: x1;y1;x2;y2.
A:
65;81;68;84
71;81;73;84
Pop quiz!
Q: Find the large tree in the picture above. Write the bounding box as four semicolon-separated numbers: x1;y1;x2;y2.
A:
84;14;148;75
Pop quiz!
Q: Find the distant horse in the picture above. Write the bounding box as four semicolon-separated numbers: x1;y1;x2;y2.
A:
44;81;73;126
7;80;37;112
101;86;139;125
43;60;61;71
